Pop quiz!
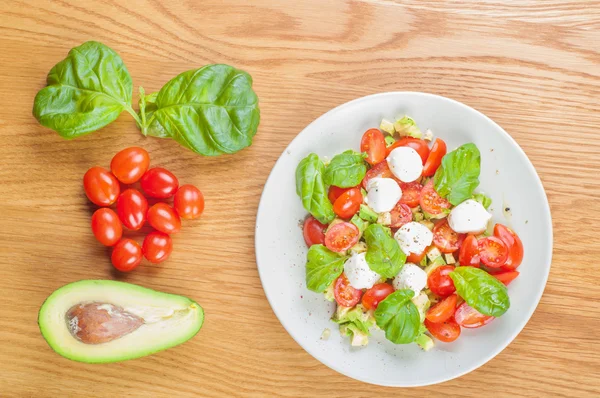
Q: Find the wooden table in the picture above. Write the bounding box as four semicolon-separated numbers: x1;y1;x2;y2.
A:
1;1;599;396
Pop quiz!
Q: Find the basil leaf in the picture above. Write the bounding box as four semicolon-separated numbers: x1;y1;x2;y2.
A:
433;143;481;205
142;65;260;156
374;289;421;344
323;150;367;188
296;154;335;224
364;224;406;278
33;41;134;138
449;266;510;317
306;244;347;293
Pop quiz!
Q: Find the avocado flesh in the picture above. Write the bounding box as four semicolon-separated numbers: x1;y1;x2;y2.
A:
38;280;204;363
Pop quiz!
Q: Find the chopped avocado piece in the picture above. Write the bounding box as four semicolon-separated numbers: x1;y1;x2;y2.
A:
324;282;335;302
340;324;369;347
361;188;368;198
423;129;434;142
334;304;375;347
473;193;492;209
350;214;369;233
419;255;428;267
394;116;422;139
411;292;431;322
445;253;456;265
420;220;435;231
359;204;378;223
414;212;424;222
349;241;368;255
377;212;392;226
380;119;396;135
415;333;434;351
384;135;396;147
411;205;422;214
426;246;443;262
425;256;446;275
423;210;448;220
320;328;331;340
38;280;204;363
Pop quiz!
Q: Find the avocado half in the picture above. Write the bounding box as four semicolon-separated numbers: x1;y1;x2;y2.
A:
38;280;204;363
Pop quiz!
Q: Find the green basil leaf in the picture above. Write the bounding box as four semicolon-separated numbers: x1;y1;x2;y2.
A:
473;192;492;209
323;150;367;188
306;244;347;293
296;154;335;224
449;266;510;317
33;41;134;138
364;224;406;278
433;143;481;205
374;289;421;344
143;64;260;156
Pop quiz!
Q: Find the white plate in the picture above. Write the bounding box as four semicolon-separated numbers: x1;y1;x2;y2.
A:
255;92;552;387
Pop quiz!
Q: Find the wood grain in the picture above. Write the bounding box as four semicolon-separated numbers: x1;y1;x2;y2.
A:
1;0;599;396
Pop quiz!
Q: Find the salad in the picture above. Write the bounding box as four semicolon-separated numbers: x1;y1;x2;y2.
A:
295;116;524;349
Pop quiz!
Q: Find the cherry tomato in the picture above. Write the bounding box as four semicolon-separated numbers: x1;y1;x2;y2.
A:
333;188;362;219
459;234;480;267
361;283;394;310
324;222;360;253
407;250;426;264
425;318;461;342
422;138;447;177
111;238;142;272
360;128;387;165
334;274;363;307
83;166;120;206
433;219;464;253
116;189;148;231
110;147;150;184
478;236;509;268
398;181;423;208
386;138;430;164
362;161;395;189
142;231;173;264
419;180;451;216
426;294;458;323
493;224;524;270
147;203;181;234
303;216;327;247
140;167;179;198
454;302;494;328
91;208;122;246
428;265;456;297
174;184;205;220
390;202;412;228
328;186;348;204
493;271;520;285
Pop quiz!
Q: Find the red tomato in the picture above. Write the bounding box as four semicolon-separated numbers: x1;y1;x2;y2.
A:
454;302;494;328
324;222;360;253
419;180;451;216
91;208;122;246
116;189;148;231
425;318;461;342
428;265;456;297
426;294;458;323
140;167;179;198
142;231;173;264
362;283;394;310
433;219;464;253
147;203;181;234
333;188;362;219
362;161;395;189
493;271;520;285
328;186;348;204
83;166;120;206
111;238;142;272
459;234;480;267
389;202;412;228
479;236;509;268
334;274;363;307
174;184;204;220
386;137;430;164
360;128;387;165
303;216;327;247
398;181;423;208
422;138;447;177
110;147;150;184
493;224;524;270
407;250;426;264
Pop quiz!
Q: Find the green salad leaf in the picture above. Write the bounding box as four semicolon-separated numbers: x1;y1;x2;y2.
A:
449;266;510;317
363;224;406;278
323;150;367;188
434;143;481;205
305;244;346;293
374;289;421;344
296;154;336;224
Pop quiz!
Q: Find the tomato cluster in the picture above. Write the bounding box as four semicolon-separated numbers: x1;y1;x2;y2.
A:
84;147;204;272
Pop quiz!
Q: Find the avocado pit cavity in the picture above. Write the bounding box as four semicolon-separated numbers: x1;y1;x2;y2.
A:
66;303;144;344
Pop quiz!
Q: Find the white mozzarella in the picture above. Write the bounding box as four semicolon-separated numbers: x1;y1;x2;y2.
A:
343;252;381;290
365;177;402;213
386;147;423;183
393;263;428;295
448;199;492;234
394;222;433;255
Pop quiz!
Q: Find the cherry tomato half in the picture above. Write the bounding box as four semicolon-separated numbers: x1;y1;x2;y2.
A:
303;216;327;247
142;231;173;264
362;161;395;190
478;236;509;268
334;274;363;307
420;180;451;216
328;186;348;204
493;224;524;270
91;208;122;246
425;318;461;342
110;147;150;184
117;189;148;231
422;138;447;177
324;222;360;253
454;302;494;328
111;238;142;272
428;265;456;297
386;137;430;164
459;234;480;267
399;181;423;208
333;188;362;219
147;203;181;234
433;219;464;253
174;184;205;220
362;283;394;310
360;128;387;165
140;167;179;198
407;250;426;264
83;166;120;206
426;294;458;323
492;271;520;285
390;202;413;228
